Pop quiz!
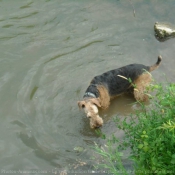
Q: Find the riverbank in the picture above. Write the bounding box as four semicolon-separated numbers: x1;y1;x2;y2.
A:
94;82;175;174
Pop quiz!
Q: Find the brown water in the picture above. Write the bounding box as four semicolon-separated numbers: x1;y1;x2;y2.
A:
0;0;175;174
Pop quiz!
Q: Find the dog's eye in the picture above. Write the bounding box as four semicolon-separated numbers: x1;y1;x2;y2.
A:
82;104;85;108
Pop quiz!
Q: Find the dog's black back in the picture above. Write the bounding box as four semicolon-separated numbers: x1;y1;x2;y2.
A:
90;64;149;96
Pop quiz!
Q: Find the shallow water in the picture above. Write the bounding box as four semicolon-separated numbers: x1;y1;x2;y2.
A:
0;0;175;174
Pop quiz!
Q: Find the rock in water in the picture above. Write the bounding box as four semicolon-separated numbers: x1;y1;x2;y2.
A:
154;22;175;41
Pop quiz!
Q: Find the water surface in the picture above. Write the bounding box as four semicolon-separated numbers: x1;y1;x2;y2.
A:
0;0;175;174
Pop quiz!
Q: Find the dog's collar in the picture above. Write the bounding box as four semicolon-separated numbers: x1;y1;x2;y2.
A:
84;92;97;98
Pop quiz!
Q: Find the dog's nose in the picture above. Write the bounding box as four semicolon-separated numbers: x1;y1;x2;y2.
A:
87;115;91;119
91;123;102;129
95;125;101;128
94;123;102;128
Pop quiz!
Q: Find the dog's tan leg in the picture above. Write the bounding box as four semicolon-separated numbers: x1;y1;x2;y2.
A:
97;85;110;109
133;73;152;102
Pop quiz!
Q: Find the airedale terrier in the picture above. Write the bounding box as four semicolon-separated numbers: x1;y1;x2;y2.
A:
78;56;162;129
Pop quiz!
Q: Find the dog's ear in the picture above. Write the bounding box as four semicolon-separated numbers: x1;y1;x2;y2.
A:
77;101;86;109
90;98;101;108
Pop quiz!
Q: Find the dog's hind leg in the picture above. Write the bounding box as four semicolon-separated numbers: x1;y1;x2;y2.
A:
133;73;152;102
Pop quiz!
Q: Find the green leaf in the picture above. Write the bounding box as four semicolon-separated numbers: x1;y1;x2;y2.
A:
143;131;146;134
171;159;175;164
144;141;148;146
143;146;149;152
118;152;123;157
128;78;132;83
138;144;143;149
171;154;175;164
152;167;156;171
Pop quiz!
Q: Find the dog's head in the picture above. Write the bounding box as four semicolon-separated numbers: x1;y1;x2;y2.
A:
78;98;103;129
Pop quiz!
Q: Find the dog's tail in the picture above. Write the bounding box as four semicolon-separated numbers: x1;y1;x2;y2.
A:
149;55;162;72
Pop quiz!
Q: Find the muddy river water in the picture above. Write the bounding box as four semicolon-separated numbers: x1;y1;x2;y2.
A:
0;0;175;174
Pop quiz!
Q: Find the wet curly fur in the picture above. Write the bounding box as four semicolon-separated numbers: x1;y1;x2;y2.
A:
78;56;162;128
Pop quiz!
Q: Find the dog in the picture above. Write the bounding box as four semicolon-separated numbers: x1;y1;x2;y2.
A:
78;56;162;129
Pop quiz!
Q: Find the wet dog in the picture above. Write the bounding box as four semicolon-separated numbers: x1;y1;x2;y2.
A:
78;56;162;129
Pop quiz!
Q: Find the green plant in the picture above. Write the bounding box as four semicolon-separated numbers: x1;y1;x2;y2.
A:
94;133;128;175
119;83;175;174
94;82;175;175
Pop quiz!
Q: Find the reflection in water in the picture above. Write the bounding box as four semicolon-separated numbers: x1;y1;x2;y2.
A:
0;0;175;173
18;131;62;168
